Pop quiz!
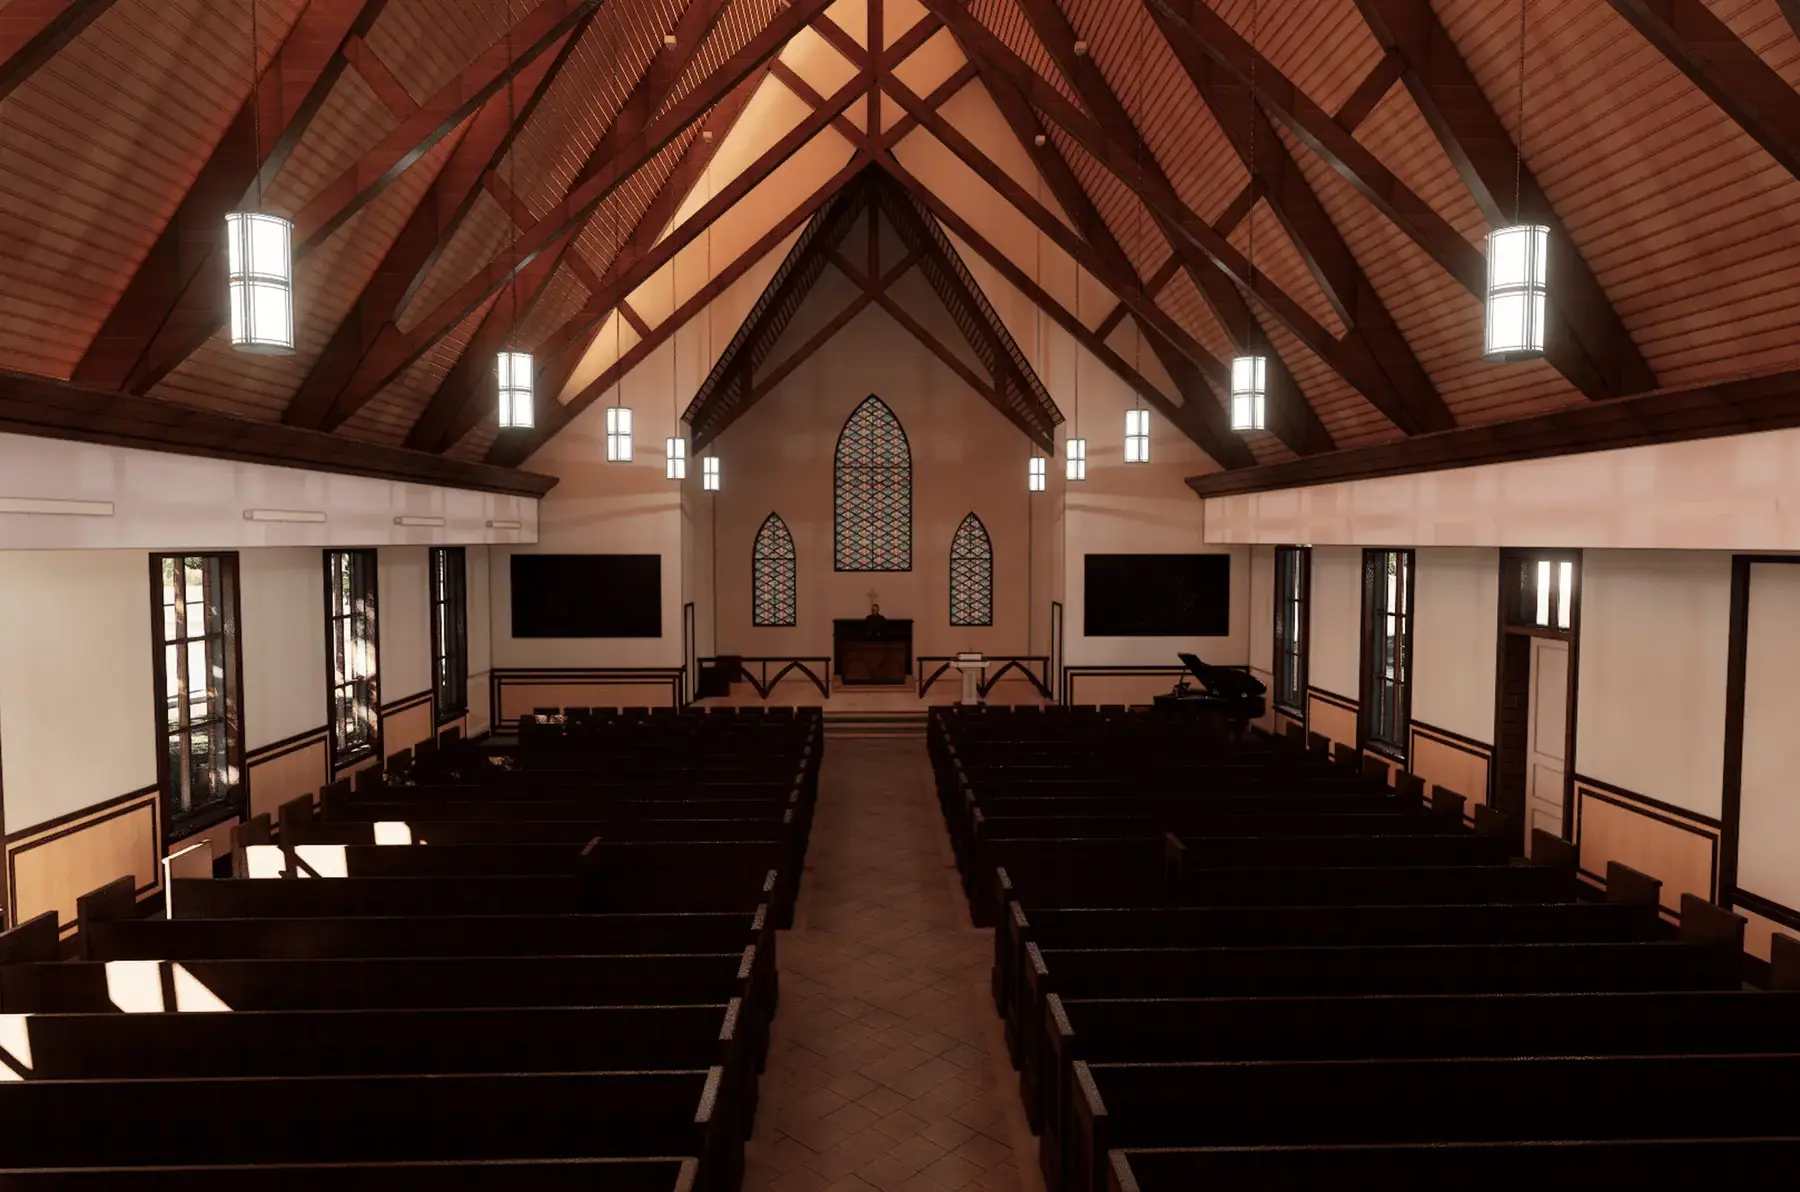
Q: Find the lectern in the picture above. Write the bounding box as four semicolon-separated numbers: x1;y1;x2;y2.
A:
952;653;988;706
833;617;912;685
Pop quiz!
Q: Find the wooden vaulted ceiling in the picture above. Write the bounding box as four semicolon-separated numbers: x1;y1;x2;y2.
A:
3;0;1800;497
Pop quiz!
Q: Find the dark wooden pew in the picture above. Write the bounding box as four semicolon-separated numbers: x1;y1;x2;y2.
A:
0;1157;701;1191
1069;1053;1800;1192
169;874;585;917
0;1069;737;1192
1106;1139;1800;1192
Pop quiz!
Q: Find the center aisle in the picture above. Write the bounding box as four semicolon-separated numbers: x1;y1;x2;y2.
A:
743;738;1044;1192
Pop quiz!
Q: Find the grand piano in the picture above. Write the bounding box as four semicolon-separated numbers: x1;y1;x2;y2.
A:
1153;652;1268;736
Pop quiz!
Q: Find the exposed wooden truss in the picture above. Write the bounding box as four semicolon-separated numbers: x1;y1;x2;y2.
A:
0;369;553;497
1186;367;1800;499
72;0;389;391
0;0;117;101
281;15;595;430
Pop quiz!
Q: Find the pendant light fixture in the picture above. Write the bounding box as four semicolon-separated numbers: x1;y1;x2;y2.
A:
1028;455;1047;492
495;12;533;429
701;454;721;491
665;237;685;478
1485;0;1548;360
698;156;719;491
604;18;632;458
1124;28;1150;463
1030;155;1049;494
226;0;295;355
1229;0;1266;433
1065;187;1086;482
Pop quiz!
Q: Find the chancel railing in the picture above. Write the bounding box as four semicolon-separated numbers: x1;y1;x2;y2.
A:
917;655;1052;700
698;656;832;701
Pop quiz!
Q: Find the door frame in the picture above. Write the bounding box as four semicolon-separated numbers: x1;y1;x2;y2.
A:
1491;548;1583;843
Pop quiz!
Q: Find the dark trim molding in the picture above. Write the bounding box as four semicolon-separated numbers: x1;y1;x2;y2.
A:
1733;888;1800;932
1572;772;1722;906
488;667;686;728
5;785;162;935
245;725;331;766
1186;366;1800;499
379;690;434;715
0;368;557;498
1409;719;1493;757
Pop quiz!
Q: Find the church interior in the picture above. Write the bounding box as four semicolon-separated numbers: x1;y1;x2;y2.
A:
1;0;1799;1185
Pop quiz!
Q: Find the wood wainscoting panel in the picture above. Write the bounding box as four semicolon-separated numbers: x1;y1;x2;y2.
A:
491;669;684;727
1410;723;1493;816
245;732;329;822
1062;668;1191;708
167;815;238;868
1575;776;1721;919
7;789;160;936
1307;689;1358;751
381;694;435;761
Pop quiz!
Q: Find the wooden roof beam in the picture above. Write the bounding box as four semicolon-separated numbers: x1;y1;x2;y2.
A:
397;0;737;448
0;0;118;101
73;0;389;391
282;14;590;429
1353;0;1658;399
1146;2;1448;437
321;0;839;430
1608;0;1800;184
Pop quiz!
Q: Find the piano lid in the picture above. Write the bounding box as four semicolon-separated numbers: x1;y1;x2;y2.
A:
1177;652;1269;699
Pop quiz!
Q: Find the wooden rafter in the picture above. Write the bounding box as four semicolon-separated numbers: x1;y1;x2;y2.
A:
396;0;736;448
282;14;591;429
487;158;869;467
0;369;553;497
0;0;117;101
72;0;388;391
324;0;840;427
1186;367;1800;500
1606;0;1800;184
1352;0;1658;400
1146;0;1448;437
97;0;605;398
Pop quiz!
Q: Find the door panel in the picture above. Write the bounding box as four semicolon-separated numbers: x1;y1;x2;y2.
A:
1524;639;1570;858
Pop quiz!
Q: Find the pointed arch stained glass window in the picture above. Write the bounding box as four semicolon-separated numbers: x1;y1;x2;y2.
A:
752;514;797;627
949;513;993;627
834;395;912;572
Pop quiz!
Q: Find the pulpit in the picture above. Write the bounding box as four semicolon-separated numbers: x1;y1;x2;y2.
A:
834;617;912;685
952;653;988;706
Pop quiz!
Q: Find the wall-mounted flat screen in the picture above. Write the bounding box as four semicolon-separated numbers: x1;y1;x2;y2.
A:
511;554;662;638
1084;554;1231;636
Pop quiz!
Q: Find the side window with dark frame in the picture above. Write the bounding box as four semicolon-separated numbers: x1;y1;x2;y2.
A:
1273;546;1310;716
325;549;380;767
1361;548;1414;759
151;554;244;836
431;547;468;724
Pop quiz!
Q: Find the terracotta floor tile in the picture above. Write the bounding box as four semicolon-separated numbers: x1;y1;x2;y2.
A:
744;741;1044;1192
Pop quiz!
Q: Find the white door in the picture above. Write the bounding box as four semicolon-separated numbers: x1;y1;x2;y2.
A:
1524;638;1570;857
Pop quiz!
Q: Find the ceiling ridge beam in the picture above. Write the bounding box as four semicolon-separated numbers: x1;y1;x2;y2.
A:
328;0;840;424
1354;0;1658;399
488;157;868;467
398;0;739;450
72;0;390;391
280;16;589;430
107;0;604;397
1146;1;1450;436
0;0;119;102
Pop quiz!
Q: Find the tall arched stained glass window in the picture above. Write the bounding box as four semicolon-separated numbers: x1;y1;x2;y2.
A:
949;513;993;627
752;514;797;627
834;395;912;571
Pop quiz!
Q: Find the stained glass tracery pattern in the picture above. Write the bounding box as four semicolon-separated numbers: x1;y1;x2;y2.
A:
834;396;912;571
752;514;798;627
949;513;993;627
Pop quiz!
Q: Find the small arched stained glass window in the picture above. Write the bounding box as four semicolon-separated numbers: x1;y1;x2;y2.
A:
949;513;993;627
752;514;797;627
834;395;912;571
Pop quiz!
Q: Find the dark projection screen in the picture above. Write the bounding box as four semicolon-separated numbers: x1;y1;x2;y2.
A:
511;554;662;638
1084;554;1231;637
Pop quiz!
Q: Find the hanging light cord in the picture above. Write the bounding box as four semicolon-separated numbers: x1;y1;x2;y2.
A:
508;4;519;335
250;0;263;210
1513;0;1527;225
1244;0;1258;347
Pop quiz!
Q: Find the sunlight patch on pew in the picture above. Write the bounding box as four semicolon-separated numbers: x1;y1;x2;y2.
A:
105;960;164;1013
245;844;287;878
373;821;413;845
293;844;348;878
0;1013;33;1077
171;963;232;1012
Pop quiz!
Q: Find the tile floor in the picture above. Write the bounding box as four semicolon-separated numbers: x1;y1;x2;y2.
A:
742;739;1044;1192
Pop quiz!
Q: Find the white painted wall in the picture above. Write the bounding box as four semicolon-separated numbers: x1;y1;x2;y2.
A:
240;548;327;751
0;551;157;831
1739;561;1800;909
0;432;537;551
1576;550;1732;819
378;547;432;702
1411;548;1499;743
1309;547;1363;699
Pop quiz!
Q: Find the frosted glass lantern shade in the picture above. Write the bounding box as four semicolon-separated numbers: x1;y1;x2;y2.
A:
496;351;534;429
1124;409;1151;463
1028;456;1046;492
606;406;634;462
1485;224;1549;359
1230;355;1267;432
702;455;721;491
665;436;687;479
226;212;295;354
1065;436;1087;482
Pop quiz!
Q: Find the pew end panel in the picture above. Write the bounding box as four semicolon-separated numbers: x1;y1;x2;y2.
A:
74;876;136;961
1606;862;1664;909
1772;933;1800;991
0;911;60;963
